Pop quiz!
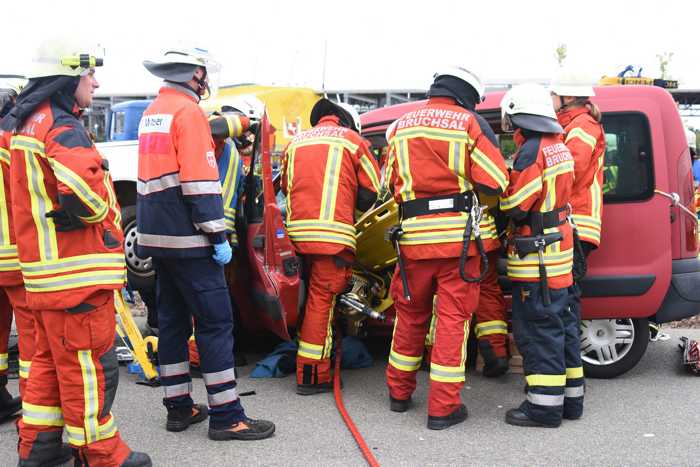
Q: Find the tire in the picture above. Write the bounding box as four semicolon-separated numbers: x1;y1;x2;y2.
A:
580;317;649;379
121;205;155;290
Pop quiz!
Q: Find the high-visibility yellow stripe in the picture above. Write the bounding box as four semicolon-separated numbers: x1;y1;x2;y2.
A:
572;214;601;227
0;352;7;370
508;248;573;265
566;367;584;379
19;359;31;379
298;340;324;360
475;320;508;338
24;270;126;292
395;127;472;143
383;142;396;192
11;135;45;154
500;177;543;211
0;147;10;164
388;349;422;372
543;160;574;179
49;159;108;222
287;219;356;235
359;153;381;193
471;146;509;192
449;142;468;192
396;138;415;201
66;415;117;446
399;229;465;245
319;145;343;221
78;350;100;444
0;161;9;246
430;362;466;383
526;374;566;387
289;136;359;153
566;127;597;151
425;296;438;347
22;402;64;427
103;172;121;228
402;213;468;232
286;147;296;221
21;253;125;276
23;150;58;262
322;297;335;359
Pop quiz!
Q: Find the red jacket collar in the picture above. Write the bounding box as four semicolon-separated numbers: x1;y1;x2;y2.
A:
428;96;458;106
316;115;341;127
556;106;589;127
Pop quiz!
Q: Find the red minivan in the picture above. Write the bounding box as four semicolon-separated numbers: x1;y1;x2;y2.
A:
228;84;700;379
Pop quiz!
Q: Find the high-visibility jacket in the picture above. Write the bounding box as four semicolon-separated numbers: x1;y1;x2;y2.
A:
9;96;124;310
500;130;575;289
557;107;606;247
385;97;509;260
137;84;245;258
281;115;381;256
217;140;244;246
0;127;22;286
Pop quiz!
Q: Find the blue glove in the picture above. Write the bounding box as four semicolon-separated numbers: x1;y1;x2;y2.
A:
212;241;232;265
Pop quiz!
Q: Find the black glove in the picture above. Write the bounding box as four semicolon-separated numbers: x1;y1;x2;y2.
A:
45;209;86;232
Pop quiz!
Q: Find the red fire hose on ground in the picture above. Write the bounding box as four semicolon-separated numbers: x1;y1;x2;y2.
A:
333;329;381;467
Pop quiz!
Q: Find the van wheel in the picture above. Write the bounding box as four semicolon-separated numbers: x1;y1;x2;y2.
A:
580;318;649;379
121;206;155;290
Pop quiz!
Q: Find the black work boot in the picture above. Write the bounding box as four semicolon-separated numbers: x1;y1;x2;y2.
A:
296;381;334;396
166;403;208;432
479;341;509;378
389;396;412;413
427;404;468;430
208;417;276;441
120;451;153;467
505;408;561;428
0;384;21;421
17;443;73;467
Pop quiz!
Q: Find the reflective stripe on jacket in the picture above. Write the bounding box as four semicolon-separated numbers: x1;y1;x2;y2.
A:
557;107;606;246
136;84;226;258
500;130;574;289
385;97;508;260
217;140;244;246
0;129;21;285
9;97;124;310
281;115;381;256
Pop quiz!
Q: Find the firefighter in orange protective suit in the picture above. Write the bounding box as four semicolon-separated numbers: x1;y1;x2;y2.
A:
384;67;508;430
281;98;381;395
2;39;150;466
499;83;576;428
0;76;29;424
550;70;605;420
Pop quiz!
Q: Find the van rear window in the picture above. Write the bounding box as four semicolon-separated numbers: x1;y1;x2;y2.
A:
601;112;654;203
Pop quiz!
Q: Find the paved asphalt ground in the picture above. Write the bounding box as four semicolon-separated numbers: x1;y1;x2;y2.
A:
2;328;700;467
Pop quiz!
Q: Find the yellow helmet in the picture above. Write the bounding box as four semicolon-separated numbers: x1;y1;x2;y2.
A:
28;37;104;79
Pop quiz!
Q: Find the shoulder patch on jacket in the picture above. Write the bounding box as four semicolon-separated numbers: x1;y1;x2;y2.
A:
53;125;93;149
513;136;541;171
474;112;498;147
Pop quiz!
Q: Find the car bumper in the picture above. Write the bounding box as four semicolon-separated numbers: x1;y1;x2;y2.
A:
654;258;700;323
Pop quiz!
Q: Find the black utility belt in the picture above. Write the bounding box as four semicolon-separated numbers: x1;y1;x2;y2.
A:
400;192;473;219
515;206;568;234
513;232;563;259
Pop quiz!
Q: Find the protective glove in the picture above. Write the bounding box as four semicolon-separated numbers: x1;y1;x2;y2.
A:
212;241;233;266
45;209;86;232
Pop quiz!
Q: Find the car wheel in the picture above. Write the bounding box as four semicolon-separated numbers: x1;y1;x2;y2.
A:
121;205;155;290
580;318;649;379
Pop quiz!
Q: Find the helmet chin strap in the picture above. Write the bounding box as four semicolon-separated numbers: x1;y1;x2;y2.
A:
192;67;210;99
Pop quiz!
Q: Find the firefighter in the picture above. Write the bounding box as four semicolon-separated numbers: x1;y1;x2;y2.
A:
1;40;150;465
221;96;265;173
0;76;25;423
384;67;508;430
138;47;274;441
499;83;576;428
550;70;605;419
281;98;381;395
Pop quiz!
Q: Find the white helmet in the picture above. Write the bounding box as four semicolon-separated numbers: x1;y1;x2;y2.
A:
223;95;265;120
687;128;697;152
432;66;485;102
144;46;221;97
310;98;361;133
0;75;27;95
28;37;104;78
549;68;596;97
501;83;563;134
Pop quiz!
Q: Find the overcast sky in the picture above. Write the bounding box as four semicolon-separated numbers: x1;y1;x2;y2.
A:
3;1;698;97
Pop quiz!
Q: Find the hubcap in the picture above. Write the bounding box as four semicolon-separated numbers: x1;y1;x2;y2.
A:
580;319;635;366
124;222;153;277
